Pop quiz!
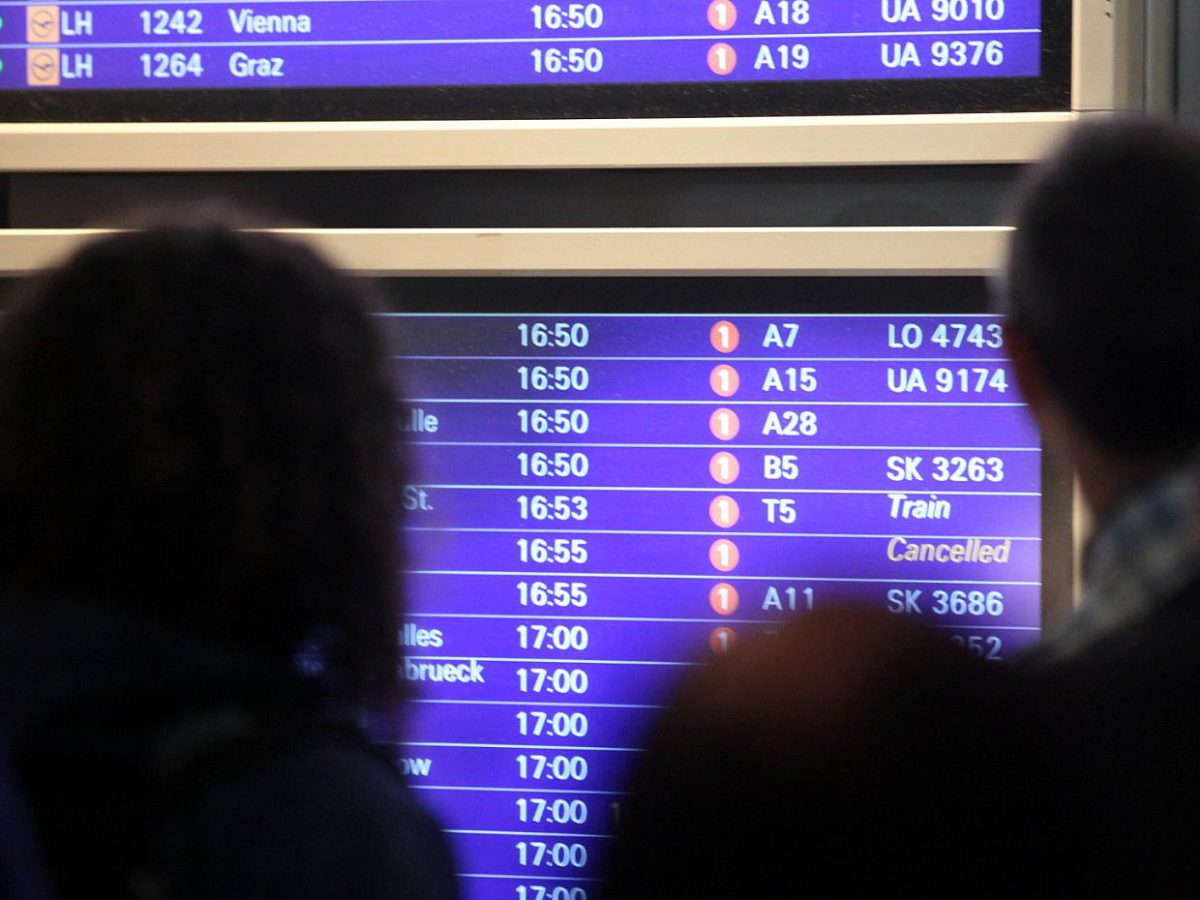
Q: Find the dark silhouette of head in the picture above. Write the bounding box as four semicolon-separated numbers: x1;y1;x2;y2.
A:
605;608;1022;898
1001;117;1200;465
0;215;402;701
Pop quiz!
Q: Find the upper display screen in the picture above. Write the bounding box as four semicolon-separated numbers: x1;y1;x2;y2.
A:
1;0;1044;89
0;0;1071;121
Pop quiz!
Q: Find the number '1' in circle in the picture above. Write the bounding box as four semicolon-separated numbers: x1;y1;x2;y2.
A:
709;451;740;485
709;408;740;440
709;495;740;528
707;0;737;30
710;364;740;398
710;583;740;615
710;626;737;655
709;539;740;572
710;320;740;353
707;43;737;75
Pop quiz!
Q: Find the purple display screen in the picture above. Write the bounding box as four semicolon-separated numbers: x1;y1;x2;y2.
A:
0;0;1042;90
375;312;1041;899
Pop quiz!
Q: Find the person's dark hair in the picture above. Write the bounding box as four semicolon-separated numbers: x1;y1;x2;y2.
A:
604;608;1026;899
1001;116;1200;457
0;217;402;702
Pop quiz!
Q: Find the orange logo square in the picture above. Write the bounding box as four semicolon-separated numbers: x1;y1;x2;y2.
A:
27;48;60;86
26;6;60;42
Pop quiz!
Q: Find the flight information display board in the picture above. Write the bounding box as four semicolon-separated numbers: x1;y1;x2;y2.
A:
0;0;1042;89
373;308;1042;899
0;0;1071;119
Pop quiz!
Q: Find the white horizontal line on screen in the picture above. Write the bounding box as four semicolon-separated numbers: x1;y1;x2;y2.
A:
405;656;696;666
402;619;1042;633
410;785;624;797
405;527;1039;541
448;829;611;838
408;443;1041;451
402;613;1041;629
403;398;1025;406
382;313;1008;319
1;29;1038;50
410;699;664;710
406;571;1043;586
401;741;640;752
412;485;1039;495
458;874;602;882
393;356;1012;362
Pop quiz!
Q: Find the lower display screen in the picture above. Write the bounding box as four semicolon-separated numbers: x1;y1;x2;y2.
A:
371;306;1043;898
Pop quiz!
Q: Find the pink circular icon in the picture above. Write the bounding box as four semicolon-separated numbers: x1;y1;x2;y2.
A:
710;320;740;353
707;0;737;31
710;583;740;615
710;626;738;655
709;539;740;573
709;495;740;528
709;451;741;485
709;407;740;441
710;364;740;398
707;43;737;76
